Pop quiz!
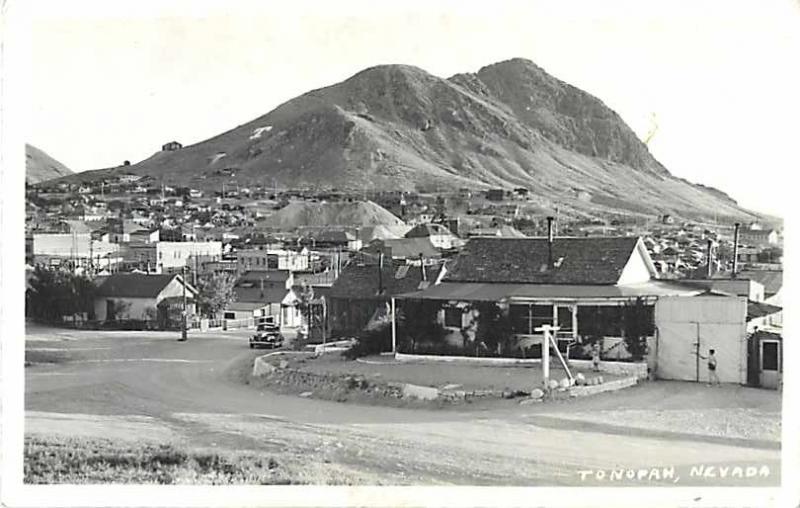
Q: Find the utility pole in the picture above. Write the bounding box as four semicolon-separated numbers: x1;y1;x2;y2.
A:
178;266;188;341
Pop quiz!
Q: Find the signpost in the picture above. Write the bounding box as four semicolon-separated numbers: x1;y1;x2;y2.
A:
534;325;560;389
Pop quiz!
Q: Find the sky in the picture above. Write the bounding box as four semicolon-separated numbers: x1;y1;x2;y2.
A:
21;0;800;217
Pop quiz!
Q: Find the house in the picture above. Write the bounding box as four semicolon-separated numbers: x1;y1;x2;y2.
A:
93;273;197;325
237;248;311;272
363;237;441;261
739;270;783;328
118;174;142;184
328;258;447;335
161;141;183;151
130;228;160;244
224;270;301;328
307;230;362;251
739;228;779;245
404;223;460;250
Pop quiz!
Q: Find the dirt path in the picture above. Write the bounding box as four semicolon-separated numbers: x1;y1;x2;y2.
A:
23;327;782;485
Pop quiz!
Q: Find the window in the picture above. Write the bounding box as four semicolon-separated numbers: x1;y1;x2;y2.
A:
443;307;462;328
762;341;779;371
510;304;554;334
224;312;236;320
577;306;624;337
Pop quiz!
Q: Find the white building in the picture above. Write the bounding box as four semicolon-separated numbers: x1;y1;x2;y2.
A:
156;241;223;273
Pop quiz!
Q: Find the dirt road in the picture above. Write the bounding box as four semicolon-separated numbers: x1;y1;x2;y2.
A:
24;326;781;486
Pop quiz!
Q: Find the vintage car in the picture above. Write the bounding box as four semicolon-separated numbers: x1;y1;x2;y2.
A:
250;322;284;349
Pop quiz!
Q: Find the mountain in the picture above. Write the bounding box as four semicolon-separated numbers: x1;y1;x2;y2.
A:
25;144;73;184
50;58;761;222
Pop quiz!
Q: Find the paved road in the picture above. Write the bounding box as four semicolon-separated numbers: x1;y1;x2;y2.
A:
24;327;781;486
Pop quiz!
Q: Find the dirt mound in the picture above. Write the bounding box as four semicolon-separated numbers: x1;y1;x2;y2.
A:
264;200;405;228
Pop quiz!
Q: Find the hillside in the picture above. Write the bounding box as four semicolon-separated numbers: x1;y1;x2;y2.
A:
49;58;761;223
263;200;404;229
25;144;73;184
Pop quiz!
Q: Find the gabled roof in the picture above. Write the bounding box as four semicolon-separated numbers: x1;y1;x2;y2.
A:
738;270;783;296
238;270;290;283
233;283;288;304
747;300;782;321
329;259;445;299
95;273;195;298
443;237;642;285
365;237;441;259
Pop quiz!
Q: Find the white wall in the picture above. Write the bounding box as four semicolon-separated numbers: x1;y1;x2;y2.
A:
94;297;158;321
157;241;222;270
654;295;747;384
33;233;91;256
617;241;656;285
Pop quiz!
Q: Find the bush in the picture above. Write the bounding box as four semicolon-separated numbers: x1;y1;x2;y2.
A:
342;325;393;359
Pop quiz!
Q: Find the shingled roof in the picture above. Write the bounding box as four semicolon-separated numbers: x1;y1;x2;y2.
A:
739;270;783;297
95;273;194;298
443;237;642;285
329;259;445;299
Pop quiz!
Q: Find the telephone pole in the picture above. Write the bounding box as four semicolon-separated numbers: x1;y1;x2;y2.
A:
178;266;188;341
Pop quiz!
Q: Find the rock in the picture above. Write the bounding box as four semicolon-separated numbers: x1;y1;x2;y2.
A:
575;373;586;385
252;358;276;377
530;388;545;399
501;389;515;399
559;378;571;389
299;391;312;398
597;376;604;384
401;383;440;401
547;379;559;391
278;360;289;369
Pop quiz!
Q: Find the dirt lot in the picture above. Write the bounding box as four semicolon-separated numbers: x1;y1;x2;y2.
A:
22;326;783;486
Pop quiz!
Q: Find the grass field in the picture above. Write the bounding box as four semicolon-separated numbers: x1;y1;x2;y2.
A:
24;436;294;485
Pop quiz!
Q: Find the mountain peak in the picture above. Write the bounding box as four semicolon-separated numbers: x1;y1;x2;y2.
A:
47;58;759;222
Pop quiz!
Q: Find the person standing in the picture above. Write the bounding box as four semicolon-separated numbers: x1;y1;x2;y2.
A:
699;348;720;386
591;341;602;372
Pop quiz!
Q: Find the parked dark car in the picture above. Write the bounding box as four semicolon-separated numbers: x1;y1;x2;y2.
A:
250;322;284;349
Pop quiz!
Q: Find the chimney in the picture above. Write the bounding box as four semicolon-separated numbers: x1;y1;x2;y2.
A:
732;222;741;278
419;252;427;282
706;239;714;279
546;216;555;266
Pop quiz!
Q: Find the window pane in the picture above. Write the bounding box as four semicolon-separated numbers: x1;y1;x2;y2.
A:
510;305;529;334
762;342;779;371
444;307;462;328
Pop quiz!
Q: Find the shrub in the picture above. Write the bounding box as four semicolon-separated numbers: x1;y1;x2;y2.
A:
342;325;392;359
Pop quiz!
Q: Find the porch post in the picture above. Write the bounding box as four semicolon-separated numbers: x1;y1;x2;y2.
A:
391;297;397;354
571;304;578;339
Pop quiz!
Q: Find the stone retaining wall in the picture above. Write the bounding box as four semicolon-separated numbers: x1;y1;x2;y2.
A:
569;376;639;397
568;359;649;379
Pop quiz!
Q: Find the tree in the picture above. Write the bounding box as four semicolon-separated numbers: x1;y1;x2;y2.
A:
26;267;96;322
621;297;654;361
195;272;237;319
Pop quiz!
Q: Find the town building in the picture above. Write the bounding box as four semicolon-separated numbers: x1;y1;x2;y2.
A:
93;273;197;325
156;241;223;274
